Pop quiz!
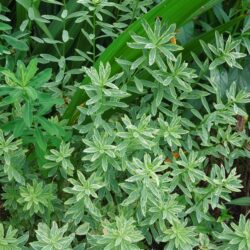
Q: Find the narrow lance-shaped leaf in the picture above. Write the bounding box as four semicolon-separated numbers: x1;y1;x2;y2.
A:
23;101;33;127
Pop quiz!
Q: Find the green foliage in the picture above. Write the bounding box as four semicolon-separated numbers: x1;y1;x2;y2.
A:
128;19;182;67
63;171;104;220
30;222;75;250
0;223;28;250
157;114;188;147
43;141;74;178
80;62;129;115
0;129;25;184
0;58;52;107
201;31;246;70
157;219;198;250
18;180;56;216
229;197;250;206
0;0;250;249
89;216;144;250
218;215;250;250
82;129;118;172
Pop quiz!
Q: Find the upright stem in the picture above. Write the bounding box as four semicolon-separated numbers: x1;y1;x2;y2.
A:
62;0;67;57
130;0;139;24
93;10;97;63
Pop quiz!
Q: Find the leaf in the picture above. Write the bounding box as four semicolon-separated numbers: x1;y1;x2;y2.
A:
36;117;60;136
149;48;156;65
229;197;250;206
1;35;29;51
122;190;140;206
5;163;25;185
76;223;90;235
31;68;52;88
4;152;26;185
23;101;33;127
155;86;163;107
140;186;148;216
38;93;64;107
62;30;69;43
13;119;26;137
0;21;11;31
20;20;29;32
25;58;38;83
26;86;38;100
243;37;250;55
134;76;144;93
34;128;47;152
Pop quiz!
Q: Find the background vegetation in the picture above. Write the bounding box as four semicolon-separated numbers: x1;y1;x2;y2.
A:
0;0;250;249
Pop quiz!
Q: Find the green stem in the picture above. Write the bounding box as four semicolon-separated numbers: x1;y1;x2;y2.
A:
93;9;96;63
233;1;246;34
130;0;139;24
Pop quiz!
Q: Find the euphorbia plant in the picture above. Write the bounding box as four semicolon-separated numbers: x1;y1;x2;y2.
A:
0;0;250;249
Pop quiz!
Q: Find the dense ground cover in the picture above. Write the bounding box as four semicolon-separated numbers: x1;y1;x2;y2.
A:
0;0;250;249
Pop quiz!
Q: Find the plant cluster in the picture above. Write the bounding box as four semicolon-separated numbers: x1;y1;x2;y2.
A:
0;0;250;249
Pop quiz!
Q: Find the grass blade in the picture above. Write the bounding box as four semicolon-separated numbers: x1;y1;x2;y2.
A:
229;197;250;206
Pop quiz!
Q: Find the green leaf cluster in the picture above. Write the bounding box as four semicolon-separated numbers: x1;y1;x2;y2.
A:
0;0;250;249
